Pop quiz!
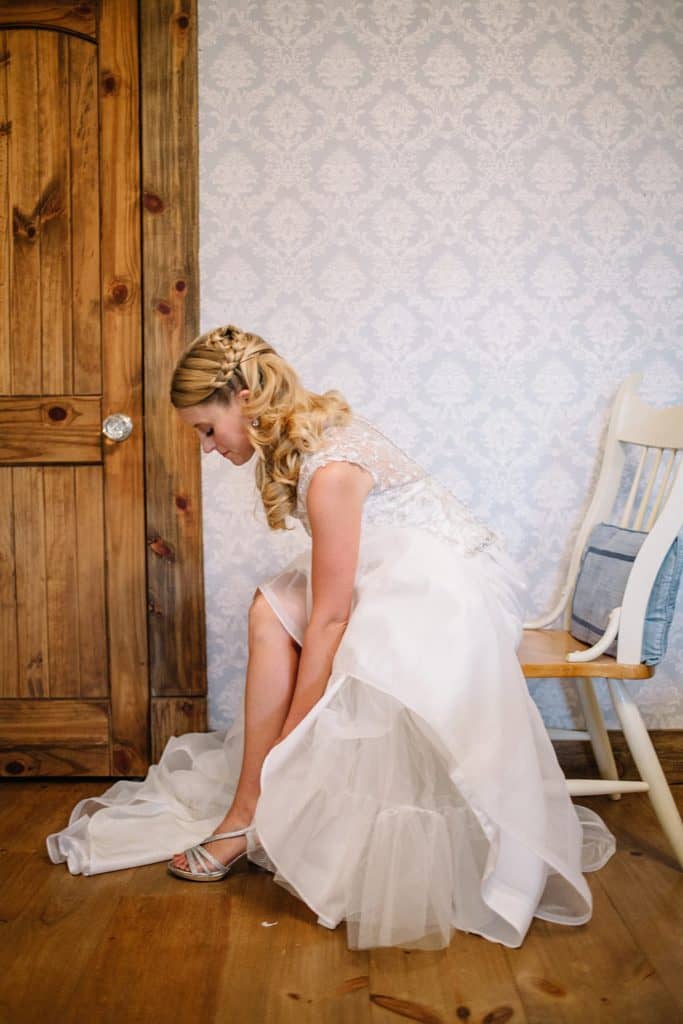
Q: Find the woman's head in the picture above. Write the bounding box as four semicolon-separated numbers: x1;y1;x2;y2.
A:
171;324;351;528
171;324;287;466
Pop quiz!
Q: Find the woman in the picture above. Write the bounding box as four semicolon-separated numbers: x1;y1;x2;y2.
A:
47;323;615;951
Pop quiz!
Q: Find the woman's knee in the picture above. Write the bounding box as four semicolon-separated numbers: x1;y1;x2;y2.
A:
249;589;287;641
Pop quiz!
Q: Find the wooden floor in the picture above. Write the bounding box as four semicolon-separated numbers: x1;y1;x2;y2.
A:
1;781;682;1024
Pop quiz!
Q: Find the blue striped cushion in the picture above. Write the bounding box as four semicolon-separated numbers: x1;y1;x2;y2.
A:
570;523;683;665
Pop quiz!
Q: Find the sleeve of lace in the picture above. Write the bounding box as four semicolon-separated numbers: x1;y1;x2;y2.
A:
297;430;379;516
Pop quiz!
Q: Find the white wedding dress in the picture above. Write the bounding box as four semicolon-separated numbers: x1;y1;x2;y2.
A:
47;416;616;950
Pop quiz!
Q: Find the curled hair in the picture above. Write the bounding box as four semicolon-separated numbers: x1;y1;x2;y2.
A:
170;324;351;530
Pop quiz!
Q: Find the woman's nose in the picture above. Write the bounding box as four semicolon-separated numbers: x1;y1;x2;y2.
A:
201;435;215;454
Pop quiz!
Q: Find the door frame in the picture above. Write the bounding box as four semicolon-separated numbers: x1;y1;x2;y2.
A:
139;0;206;765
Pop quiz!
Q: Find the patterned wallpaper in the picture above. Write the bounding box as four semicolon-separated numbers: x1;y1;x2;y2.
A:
198;0;683;730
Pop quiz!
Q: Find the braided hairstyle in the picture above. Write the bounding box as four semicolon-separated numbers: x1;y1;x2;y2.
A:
170;324;351;530
170;324;270;406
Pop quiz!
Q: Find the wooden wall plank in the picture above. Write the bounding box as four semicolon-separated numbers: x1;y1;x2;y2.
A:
75;465;108;697
151;697;207;761
69;35;100;395
0;31;9;392
44;467;80;697
0;395;102;462
141;0;205;707
13;468;49;697
7;30;41;394
0;466;18;697
0;3;97;40
100;0;149;775
38;30;72;394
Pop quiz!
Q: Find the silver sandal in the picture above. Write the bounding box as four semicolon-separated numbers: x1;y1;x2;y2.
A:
167;826;251;882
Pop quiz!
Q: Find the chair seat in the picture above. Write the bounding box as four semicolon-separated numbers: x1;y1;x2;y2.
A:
519;629;654;679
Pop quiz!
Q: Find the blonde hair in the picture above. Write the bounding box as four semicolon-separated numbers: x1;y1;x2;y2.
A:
170;324;351;530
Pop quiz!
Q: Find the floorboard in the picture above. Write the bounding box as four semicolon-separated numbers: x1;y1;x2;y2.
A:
0;781;681;1024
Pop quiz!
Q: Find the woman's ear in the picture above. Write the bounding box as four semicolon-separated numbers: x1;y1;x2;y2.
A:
237;388;250;405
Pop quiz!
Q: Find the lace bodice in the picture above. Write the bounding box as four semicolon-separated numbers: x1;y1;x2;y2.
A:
294;416;502;557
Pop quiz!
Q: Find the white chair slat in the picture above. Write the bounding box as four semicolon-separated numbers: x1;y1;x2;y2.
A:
646;448;676;531
633;446;663;531
661;449;682;513
620;445;647;529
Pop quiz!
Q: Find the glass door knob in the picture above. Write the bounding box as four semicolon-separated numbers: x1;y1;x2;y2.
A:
102;413;133;441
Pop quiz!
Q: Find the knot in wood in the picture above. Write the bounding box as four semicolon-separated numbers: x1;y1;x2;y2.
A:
149;536;175;562
110;281;129;305
143;191;165;214
101;72;118;96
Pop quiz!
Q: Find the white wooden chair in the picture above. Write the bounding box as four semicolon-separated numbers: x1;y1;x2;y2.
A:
518;373;683;868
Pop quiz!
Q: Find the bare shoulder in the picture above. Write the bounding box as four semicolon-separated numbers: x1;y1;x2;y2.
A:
307;460;374;513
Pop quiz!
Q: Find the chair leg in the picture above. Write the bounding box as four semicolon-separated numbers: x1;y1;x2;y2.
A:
608;678;683;868
576;677;621;800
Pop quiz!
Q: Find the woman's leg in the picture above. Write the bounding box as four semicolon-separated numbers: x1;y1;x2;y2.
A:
172;590;300;871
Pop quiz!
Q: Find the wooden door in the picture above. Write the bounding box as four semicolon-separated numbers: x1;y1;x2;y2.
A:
0;1;149;776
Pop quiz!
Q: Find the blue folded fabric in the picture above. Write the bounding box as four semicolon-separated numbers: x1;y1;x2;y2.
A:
570;522;683;665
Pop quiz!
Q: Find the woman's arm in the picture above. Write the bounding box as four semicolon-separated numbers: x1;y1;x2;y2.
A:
275;461;373;741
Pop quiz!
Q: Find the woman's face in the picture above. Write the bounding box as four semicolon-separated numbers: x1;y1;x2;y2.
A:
177;392;254;465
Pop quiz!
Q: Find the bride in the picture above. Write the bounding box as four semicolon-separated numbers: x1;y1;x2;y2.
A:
47;323;615;951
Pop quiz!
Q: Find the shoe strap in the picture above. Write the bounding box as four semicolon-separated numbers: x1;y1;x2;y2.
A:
186;840;247;875
194;845;225;872
202;826;250;842
185;845;202;875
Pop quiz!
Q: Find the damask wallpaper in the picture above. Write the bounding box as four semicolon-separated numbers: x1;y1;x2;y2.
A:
198;0;683;730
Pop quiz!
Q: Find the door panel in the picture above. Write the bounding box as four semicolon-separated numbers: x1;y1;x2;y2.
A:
1;30;100;395
0;466;108;701
0;0;148;777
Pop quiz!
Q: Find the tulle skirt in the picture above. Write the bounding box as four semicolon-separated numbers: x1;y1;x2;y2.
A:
46;525;615;950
